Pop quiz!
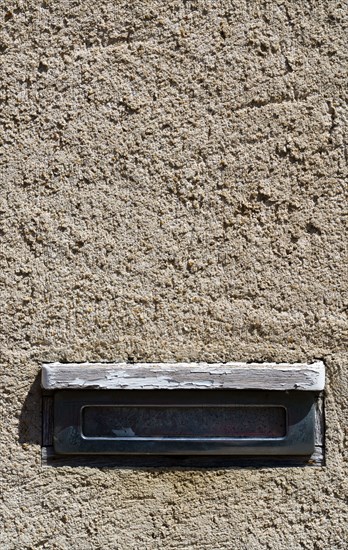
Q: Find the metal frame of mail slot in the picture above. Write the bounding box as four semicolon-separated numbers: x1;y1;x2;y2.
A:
53;389;317;456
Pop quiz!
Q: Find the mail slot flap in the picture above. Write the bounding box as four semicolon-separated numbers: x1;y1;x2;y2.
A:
53;389;317;456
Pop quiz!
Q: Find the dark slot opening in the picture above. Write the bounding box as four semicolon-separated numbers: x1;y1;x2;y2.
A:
82;405;286;439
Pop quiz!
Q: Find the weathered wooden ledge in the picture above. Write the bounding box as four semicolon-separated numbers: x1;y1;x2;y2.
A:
41;361;325;391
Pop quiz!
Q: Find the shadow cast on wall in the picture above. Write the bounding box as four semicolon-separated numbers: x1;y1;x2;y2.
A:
18;371;42;446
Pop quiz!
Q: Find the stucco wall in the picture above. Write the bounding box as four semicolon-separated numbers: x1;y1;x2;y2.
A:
1;1;347;548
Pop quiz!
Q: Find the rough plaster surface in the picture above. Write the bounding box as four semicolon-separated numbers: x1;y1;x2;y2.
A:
0;0;347;548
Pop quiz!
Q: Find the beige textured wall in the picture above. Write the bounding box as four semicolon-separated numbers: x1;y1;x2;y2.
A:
1;1;347;548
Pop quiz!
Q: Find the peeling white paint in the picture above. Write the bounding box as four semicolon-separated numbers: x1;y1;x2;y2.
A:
41;362;325;391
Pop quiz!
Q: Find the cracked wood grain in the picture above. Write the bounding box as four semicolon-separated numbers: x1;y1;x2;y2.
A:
41;361;325;391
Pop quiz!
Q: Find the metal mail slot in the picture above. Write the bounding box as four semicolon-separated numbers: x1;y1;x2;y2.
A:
53;390;316;456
